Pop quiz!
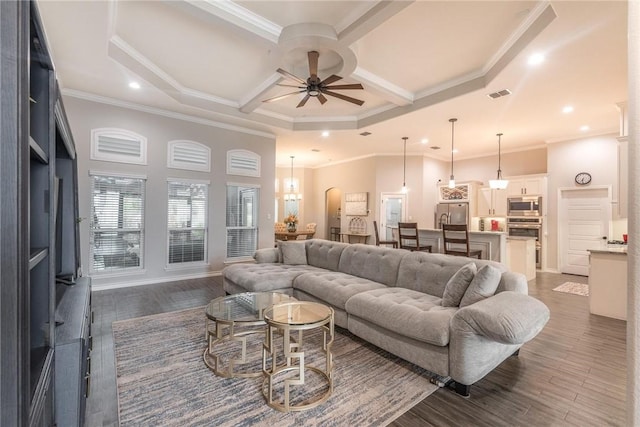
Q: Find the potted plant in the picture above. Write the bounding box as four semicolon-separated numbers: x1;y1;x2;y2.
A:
284;213;298;232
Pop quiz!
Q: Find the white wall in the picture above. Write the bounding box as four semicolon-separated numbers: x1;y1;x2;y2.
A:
454;148;547;184
546;133;621;270
65;97;276;289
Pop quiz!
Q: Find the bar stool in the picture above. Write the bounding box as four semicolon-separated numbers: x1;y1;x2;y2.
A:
373;221;398;248
442;224;482;258
397;222;432;252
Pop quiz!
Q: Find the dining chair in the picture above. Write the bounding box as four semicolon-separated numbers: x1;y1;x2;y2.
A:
442;223;482;258
373;221;398;248
397;222;432;252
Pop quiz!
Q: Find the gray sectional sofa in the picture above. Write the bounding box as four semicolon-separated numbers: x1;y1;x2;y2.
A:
222;239;550;396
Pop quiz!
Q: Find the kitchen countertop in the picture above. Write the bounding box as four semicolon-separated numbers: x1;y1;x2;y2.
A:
506;236;537;241
589;247;628;255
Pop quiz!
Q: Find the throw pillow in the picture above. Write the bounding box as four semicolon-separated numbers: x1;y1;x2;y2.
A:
442;262;477;307
459;264;502;308
279;241;308;265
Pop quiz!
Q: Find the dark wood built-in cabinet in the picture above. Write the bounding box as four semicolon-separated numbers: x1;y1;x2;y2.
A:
1;2;90;426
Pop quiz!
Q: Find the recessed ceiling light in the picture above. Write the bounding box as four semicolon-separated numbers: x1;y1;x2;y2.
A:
311;148;320;152
321;131;330;137
580;125;590;132
452;149;459;154
421;138;429;144
129;81;141;90
562;105;574;114
528;53;545;66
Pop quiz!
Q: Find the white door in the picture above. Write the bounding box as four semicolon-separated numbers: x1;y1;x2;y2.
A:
380;194;405;240
558;187;611;276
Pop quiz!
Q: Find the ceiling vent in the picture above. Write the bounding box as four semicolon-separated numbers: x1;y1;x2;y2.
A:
487;89;512;99
360;131;372;136
430;146;441;150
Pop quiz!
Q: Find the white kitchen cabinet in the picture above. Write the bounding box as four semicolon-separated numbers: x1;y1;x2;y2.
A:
478;188;508;217
506;176;546;196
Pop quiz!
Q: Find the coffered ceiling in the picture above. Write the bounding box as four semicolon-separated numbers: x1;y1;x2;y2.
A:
38;1;628;167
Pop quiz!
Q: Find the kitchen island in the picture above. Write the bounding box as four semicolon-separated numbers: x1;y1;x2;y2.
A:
392;227;507;263
588;247;628;320
506;237;537;281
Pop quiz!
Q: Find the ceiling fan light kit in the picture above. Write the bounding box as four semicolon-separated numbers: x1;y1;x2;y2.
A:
264;51;365;108
489;132;509;190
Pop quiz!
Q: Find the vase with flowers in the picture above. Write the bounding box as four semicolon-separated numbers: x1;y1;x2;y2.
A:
284;213;298;232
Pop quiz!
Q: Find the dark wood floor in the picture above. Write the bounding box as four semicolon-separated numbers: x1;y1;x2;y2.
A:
84;272;626;427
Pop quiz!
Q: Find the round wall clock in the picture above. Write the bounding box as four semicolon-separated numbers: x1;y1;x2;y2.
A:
575;172;592;185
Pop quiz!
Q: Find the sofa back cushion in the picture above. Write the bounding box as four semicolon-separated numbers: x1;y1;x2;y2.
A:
396;252;507;297
338;244;405;286
305;239;349;271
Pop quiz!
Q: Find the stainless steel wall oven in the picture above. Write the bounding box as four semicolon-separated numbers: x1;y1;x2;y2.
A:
507;217;542;268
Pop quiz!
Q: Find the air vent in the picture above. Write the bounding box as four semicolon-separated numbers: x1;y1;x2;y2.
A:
487;89;512;99
360;131;372;136
168;140;210;172
311;148;320;152
227;149;261;177
430;146;441;150
91;128;147;165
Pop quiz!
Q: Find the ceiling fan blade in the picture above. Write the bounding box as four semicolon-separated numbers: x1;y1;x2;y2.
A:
317;93;328;105
296;94;311;108
277;83;306;88
322;90;365;106
308;51;319;78
276;68;307;85
263;90;305;103
320;74;342;85
324;83;364;90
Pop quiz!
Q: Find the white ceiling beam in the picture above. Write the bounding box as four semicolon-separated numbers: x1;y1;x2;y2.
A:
352;67;413;106
338;0;414;46
165;0;281;44
239;73;284;113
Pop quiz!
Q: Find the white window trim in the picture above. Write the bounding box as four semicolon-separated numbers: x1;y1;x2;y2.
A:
167;140;211;172
166;179;209;268
89;172;146;274
226;149;261;177
91;128;147;165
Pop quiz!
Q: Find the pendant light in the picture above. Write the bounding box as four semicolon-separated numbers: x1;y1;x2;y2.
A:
489;133;509;190
401;137;408;193
284;156;302;201
448;118;457;189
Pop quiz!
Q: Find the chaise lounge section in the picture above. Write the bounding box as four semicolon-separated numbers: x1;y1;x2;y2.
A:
222;239;550;396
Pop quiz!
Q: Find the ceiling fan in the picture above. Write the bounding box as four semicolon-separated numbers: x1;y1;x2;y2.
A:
263;51;365;108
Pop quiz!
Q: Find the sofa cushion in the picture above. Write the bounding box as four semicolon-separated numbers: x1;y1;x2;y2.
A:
223;263;324;292
338;244;405;286
442;262;477;307
305;239;348;271
459;264;502;307
293;271;387;310
396;252;507;298
345;287;457;346
279;241;307;265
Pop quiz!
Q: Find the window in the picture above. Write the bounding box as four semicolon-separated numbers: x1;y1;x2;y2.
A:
227;149;261;177
167;179;208;265
226;184;260;258
89;173;145;273
167;140;211;172
91;128;147;165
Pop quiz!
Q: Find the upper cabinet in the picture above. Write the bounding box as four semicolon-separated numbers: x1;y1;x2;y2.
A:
506;176;546;197
478;188;508;217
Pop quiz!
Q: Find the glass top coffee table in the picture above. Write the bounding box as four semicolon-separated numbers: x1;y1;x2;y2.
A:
262;301;334;412
203;292;295;378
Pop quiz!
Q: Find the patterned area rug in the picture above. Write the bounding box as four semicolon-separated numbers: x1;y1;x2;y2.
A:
113;307;438;426
553;282;589;296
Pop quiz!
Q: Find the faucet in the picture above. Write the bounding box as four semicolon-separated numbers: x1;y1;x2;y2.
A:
439;213;449;229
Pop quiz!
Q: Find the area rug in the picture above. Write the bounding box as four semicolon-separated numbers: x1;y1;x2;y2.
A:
553;282;589;296
113;307;439;426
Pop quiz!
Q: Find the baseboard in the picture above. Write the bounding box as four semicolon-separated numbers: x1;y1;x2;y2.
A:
92;270;222;291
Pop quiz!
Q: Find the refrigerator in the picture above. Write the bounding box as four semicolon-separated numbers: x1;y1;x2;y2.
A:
435;202;469;229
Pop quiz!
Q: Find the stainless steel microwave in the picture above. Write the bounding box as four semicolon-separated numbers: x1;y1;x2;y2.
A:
507;196;542;216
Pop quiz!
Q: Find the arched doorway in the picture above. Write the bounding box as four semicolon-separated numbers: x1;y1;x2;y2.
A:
325;187;342;241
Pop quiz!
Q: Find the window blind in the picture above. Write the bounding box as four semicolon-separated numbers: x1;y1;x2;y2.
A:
168;180;208;265
226;185;259;258
89;174;145;272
